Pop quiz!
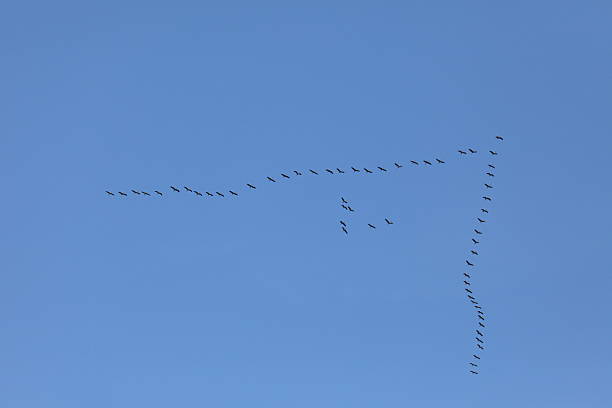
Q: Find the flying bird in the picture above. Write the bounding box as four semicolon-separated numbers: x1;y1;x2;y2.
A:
206;192;214;196
469;363;478;367
377;166;387;171
489;150;498;155
423;160;432;165
131;190;141;195
247;184;256;189
351;167;360;172
477;218;486;223
342;227;348;234
471;250;479;255
171;186;180;192
476;344;484;350
267;177;276;182
294;170;303;176
341;197;348;203
458;150;467;155
309;169;319;175
341;205;348;210
105;191;114;196
465;288;473;293
410;160;419;165
348;206;355;212
464;273;471;278
394;162;403;168
477;330;484;336
486;172;495;177
195;191;203;196
482;196;492;201
155;190;163;196
142;191;151;196
118;191;127;196
229;190;238;196
464;280;471;285
474;305;482;309
470;370;479;375
478;315;485;321
496;135;504;140
473;355;481;360
488;164;496;169
468;295;476;300
479;322;485;327
469;148;477;153
474;229;483;235
436;158;445;164
325;169;334;174
184;187;193;192
216;192;225;197
466;260;474;266
337;168;345;173
472;238;480;244
481;208;489;213
477;310;484;315
340;221;347;227
367;223;376;229
281;173;290;179
364;168;373;173
476;337;484;344
484;183;493;189
385;218;394;225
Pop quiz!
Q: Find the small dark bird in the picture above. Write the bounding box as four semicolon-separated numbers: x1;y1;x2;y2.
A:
171;186;180;192
468;295;476;300
294;170;303;176
155;190;163;196
216;192;225;197
478;315;485;321
206;192;214;196
337;168;345;173
470;370;479;375
436;158;445;164
470;363;478;367
281;173;290;179
394;162;403;168
341;197;348;203
489;150;498;155
481;208;489;213
482;196;492;201
488;164;496;169
477;310;484;315
247;184;256;189
195;191;203;196
466;260;474;266
385;218;394;225
458;150;467;155
267;177;277;182
474;229;483;235
368;223;376;229
341;205;348;210
471;250;479;255
464;280;471;286
309;169;319;175
340;221;347;227
496;135;504;140
484;183;493;189
325;169;334;174
184;187;193;192
377;166;387;171
472;238;480;244
423;160;432;165
469;148;477;153
473;355;481;360
105;191;114;196
464;273;471;278
477;344;484;350
118;191;128;196
477;218;486;223
131;190;141;195
474;305;482;309
486;172;495;177
410;160;419;165
348;206;355;212
476;337;484;344
465;288;473;294
351;167;360;172
342;227;348;234
229;190;238;196
471;300;479;304
364;168;373;173
142;191;151;196
476;330;484;336
479;322;485;327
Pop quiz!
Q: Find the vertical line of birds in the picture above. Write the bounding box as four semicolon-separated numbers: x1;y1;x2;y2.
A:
466;135;504;375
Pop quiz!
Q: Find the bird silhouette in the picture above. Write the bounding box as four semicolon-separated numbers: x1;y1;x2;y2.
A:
476;337;484;344
469;362;478;367
341;204;348;210
267;176;276;182
482;196;492;201
469;148;477;153
489;150;498;155
377;166;387;171
206;192;214;196
341;197;348;203
155;190;163;196
470;370;479;374
476;330;484;336
184;187;193;192
474;229;483;234
105;191;114;196
478;315;485;321
342;227;348;234
309;169;319;175
476;344;484;350
229;190;238;196
394;162;403;168
458;150;467;155
466;260;475;266
472;238;480;244
195;191;203;196
337;168;345;173
484;183;493;189
464;273;471;278
216;192;225;197
340;221;347;227
385;218;394;225
436;158;445;164
488;164;496;169
464;280;471;285
477;218;486;223
473;355;480;360
410;160;419;165
131;190;141;195
142;191;151;196
468;295;476;300
118;191;127;196
171;186;180;192
423;160;432;165
294;170;303;176
486;172;495;177
471;250;479;255
474;305;482;309
368;223;376;229
364;168;373;173
479;322;485;328
351;166;360;172
465;288;473;294
281;173;290;179
481;208;489;213
348;206;355;212
247;184;256;189
325;169;334;174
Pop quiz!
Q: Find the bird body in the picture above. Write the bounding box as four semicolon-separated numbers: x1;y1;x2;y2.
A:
281;173;290;178
476;330;484;336
342;227;348;234
337;168;345;173
229;191;238;196
131;190;141;195
309;169;319;175
464;280;471;285
477;344;484;350
474;229;483;234
247;184;256;189
471;250;479;255
195;191;202;196
423;160;432;165
294;170;303;176
368;223;376;229
481;208;489;213
486;172;495;177
469;148;477;153
118;192;127;196
351;167;360;172
325;169;334;174
484;183;493;189
478;218;486;223
466;260;475;266
206;192;214;196
385;218;394;225
436;158;445;163
489;150;498;155
171;186;180;192
267;177;276;182
184;187;193;192
105;191;114;196
341;197;348;203
340;221;347;227
364;168;373;173
472;238;480;244
155;190;163;195
410;160;419;165
377;166;387;171
464;273;471;278
496;135;504;140
470;370;479;374
216;192;225;197
394;162;403;168
488;164;496;169
482;196;492;201
142;191;150;196
458;150;467;155
348;206;354;212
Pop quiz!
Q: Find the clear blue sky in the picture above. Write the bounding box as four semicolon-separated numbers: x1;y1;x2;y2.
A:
2;1;611;407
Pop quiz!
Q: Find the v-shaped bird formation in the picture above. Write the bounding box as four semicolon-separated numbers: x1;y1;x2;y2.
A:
105;138;506;375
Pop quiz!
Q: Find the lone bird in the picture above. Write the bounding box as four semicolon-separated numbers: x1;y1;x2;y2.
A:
131;190;141;195
195;191;203;196
489;150;498;155
472;238;480;244
364;168;373;173
325;169;334;174
423;160;432;165
184;187;193;192
351;167;360;172
281;173;290;179
294;170;303;176
486;172;495;177
377;166;387;171
469;148;477;153
482;196;492;201
246;184;256;189
481;208;489;213
171;186;180;192
394;162;403;168
342;227;348;234
155;190;163;196
477;218;486;223
337;168;345;173
216;192;225;197
267;176;277;182
496;135;504;140
410;160;419;165
340;221;347;227
309;169;319;175
368;223;376;229
464;280;471;286
436;158;445;164
488;164;496;169
105;191;114;196
118;191;127;196
385;218;394;225
206;192;214;197
471;250;479;255
458;150;467;155
474;229;483;234
484;183;493;189
229;190;238;196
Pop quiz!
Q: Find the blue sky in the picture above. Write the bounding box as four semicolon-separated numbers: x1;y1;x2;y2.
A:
2;1;611;407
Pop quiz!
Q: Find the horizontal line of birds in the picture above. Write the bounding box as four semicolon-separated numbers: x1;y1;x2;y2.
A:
466;136;503;374
104;147;504;198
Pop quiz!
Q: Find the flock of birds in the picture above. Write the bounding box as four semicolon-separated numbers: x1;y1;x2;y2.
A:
105;136;505;375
